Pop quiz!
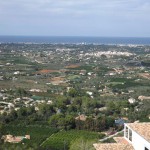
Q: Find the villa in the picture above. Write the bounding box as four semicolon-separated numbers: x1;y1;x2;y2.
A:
2;135;30;143
93;122;150;150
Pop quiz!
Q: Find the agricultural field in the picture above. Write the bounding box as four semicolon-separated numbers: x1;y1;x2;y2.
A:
42;130;104;150
0;43;150;150
1;125;58;149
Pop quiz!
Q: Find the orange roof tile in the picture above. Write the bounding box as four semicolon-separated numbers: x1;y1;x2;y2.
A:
113;137;129;144
93;143;134;150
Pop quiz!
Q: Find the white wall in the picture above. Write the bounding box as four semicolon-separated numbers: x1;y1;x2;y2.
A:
124;124;150;150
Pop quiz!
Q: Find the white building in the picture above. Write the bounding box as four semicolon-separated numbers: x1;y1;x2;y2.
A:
93;122;150;150
124;123;150;150
128;98;136;104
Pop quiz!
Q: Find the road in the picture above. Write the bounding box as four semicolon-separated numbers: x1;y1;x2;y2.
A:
99;130;124;142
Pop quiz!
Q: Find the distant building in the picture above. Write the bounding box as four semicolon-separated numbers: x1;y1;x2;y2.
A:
93;122;150;150
128;98;136;104
98;107;107;112
75;114;87;121
138;96;150;101
2;135;30;143
86;91;93;96
115;118;125;126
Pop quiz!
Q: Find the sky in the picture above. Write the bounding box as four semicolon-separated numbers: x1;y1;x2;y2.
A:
0;0;150;37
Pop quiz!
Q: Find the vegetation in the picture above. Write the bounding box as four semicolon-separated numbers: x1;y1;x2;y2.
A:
42;130;103;150
0;43;150;150
1;125;58;150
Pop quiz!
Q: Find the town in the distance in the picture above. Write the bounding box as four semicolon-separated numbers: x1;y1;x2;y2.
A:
0;43;150;150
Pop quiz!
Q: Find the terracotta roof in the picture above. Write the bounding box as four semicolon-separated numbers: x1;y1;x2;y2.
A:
8;137;22;143
138;95;150;101
93;143;134;150
113;137;129;144
127;122;150;143
75;114;87;121
3;134;30;143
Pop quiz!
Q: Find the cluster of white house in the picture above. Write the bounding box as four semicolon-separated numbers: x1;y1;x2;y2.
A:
0;96;53;114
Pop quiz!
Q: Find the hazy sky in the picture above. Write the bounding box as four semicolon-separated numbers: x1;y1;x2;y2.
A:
0;0;150;37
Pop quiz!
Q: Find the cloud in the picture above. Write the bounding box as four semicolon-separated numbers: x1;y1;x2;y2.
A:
1;0;150;17
0;0;150;36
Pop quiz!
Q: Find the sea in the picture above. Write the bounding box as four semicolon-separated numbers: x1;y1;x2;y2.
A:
0;36;150;45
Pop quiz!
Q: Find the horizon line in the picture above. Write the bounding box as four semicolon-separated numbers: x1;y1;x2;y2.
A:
0;35;150;38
